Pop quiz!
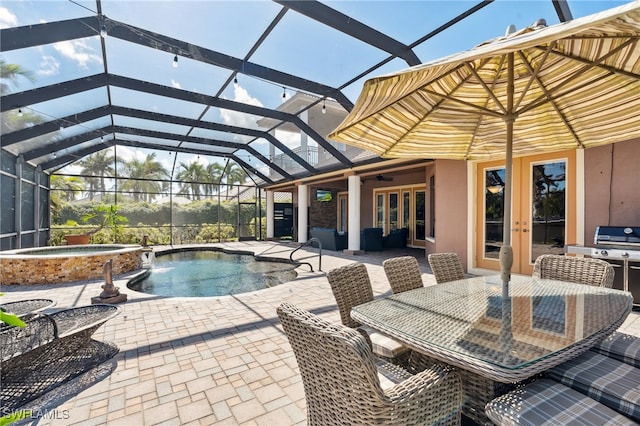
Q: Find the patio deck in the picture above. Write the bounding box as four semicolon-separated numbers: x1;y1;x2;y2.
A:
3;241;640;425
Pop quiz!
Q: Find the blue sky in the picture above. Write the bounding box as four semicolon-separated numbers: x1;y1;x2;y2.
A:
0;0;632;177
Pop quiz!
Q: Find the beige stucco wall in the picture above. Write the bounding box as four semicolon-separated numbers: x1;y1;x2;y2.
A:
431;159;468;268
584;138;640;241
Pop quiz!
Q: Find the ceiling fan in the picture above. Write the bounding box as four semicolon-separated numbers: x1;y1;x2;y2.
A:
362;174;394;182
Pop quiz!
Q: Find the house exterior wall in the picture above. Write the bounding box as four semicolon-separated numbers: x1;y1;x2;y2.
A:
584;138;640;241
360;168;428;228
431;160;468;268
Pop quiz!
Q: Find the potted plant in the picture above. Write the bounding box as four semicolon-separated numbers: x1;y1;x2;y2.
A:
63;205;128;245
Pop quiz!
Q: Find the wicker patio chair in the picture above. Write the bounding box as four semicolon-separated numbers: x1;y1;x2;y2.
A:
532;254;615;287
383;256;424;294
277;302;462;426
327;263;409;363
428;253;465;284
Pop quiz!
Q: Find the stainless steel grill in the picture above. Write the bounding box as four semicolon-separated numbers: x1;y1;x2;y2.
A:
566;226;640;306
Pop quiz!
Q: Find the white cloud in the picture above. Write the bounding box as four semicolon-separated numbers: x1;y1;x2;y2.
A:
220;84;263;131
0;7;17;29
38;56;60;76
171;79;181;89
53;39;102;69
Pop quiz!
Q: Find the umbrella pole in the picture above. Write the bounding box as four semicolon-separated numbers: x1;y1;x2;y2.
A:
499;52;515;288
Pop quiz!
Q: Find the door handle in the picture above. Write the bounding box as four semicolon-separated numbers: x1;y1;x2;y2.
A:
522;228;529;233
512;228;519;232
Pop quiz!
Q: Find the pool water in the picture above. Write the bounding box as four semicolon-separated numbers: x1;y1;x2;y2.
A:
128;250;297;297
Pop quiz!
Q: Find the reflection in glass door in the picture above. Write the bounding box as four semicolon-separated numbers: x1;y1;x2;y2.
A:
530;161;566;261
337;193;347;233
403;191;410;243
415;190;425;241
376;194;385;232
389;193;398;230
484;168;505;260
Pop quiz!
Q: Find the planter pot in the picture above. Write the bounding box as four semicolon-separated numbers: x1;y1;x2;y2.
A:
64;234;91;245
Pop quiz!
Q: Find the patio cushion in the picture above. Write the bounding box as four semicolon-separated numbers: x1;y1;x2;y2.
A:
485;378;633;425
548;351;640;421
591;332;640;368
374;358;412;390
361;325;410;359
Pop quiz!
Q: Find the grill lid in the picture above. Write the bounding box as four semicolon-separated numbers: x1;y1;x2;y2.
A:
594;226;640;248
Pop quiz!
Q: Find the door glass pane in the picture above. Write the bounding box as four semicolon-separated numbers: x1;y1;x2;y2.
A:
531;161;566;261
339;196;347;232
389;193;398;230
403;192;410;228
484;168;505;259
376;194;385;231
415;191;425;240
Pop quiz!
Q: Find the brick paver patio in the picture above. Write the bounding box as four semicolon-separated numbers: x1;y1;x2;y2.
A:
3;241;640;425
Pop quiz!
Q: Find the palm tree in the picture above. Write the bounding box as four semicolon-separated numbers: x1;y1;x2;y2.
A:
224;162;247;190
0;59;42;134
119;153;169;202
204;162;224;196
76;150;116;200
49;175;85;224
0;59;34;95
176;161;208;200
50;175;84;202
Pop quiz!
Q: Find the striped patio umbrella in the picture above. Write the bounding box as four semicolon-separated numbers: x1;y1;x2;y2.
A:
329;2;640;286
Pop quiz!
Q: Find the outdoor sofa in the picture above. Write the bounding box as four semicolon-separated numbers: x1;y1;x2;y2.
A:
309;227;347;251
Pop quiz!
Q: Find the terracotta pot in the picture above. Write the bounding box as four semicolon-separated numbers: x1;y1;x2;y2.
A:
64;234;91;245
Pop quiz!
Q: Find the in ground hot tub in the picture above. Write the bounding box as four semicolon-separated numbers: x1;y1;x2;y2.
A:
0;245;143;285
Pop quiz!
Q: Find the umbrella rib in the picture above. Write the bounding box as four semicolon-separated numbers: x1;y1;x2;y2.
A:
521;37;640;115
381;59;500;157
516;49;584;149
513;42;555;112
464;62;507;114
420;87;504;119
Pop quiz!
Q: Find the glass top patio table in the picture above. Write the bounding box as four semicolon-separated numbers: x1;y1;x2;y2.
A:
351;275;633;383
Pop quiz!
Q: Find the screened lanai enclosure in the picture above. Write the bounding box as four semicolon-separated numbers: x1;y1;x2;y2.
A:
1;0;618;250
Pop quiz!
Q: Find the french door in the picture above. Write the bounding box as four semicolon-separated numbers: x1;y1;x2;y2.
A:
476;150;576;274
374;186;426;247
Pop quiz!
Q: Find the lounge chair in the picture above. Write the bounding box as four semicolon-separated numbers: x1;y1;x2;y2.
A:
0;304;120;411
0;304;120;362
0;298;56;318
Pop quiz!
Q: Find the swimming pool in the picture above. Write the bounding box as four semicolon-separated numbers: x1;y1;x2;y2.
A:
128;249;298;297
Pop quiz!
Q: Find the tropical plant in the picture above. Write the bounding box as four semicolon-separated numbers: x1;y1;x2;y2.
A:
82;204;128;238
